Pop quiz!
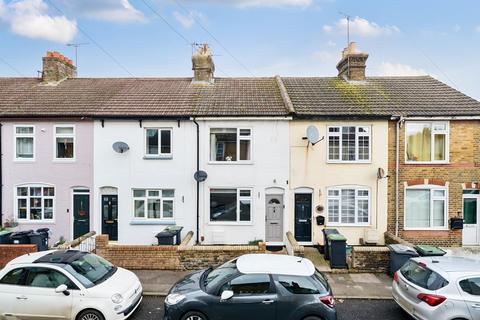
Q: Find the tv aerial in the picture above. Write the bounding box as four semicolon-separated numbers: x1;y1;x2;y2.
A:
302;125;324;146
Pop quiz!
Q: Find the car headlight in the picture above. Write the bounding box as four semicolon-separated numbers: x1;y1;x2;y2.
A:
111;293;124;304
165;293;185;305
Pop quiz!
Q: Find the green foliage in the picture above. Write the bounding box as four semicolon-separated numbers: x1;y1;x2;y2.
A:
248;239;263;246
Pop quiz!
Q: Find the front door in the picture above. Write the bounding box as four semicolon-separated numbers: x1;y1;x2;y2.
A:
463;194;480;245
265;195;283;242
73;192;90;239
294;193;312;242
102;195;118;241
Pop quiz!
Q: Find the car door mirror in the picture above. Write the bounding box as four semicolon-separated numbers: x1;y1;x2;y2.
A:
220;290;234;301
55;284;70;296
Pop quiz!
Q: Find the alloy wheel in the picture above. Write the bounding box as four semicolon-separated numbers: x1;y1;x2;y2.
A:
80;313;101;320
186;316;204;320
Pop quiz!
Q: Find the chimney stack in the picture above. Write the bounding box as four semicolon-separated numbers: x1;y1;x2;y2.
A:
336;42;369;81
42;51;77;83
192;44;215;85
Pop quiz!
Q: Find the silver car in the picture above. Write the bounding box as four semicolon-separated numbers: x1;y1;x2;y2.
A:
392;256;480;320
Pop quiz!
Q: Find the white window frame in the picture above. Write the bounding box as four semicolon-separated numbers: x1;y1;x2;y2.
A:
54;124;75;161
405;121;449;164
209;128;253;164
404;185;448;230
132;189;175;220
326;125;371;163
208;187;253;224
144;128;173;159
15;184;55;223
326;186;370;226
14;125;35;161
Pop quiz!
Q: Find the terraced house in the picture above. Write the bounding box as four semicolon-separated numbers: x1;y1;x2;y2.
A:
1;43;480;250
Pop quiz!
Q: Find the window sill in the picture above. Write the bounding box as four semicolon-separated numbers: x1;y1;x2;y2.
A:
207;221;253;226
404;161;450;165
14;159;35;163
129;220;175;225
208;161;253;165
16;220;55;224
326;223;370;227
143;156;173;160
403;227;449;231
326;160;372;164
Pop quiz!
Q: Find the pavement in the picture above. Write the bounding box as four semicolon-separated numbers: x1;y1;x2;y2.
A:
130;296;412;320
132;269;394;299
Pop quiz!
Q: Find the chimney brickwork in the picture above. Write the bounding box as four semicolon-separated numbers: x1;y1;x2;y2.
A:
336;42;369;81
192;44;215;85
42;51;77;83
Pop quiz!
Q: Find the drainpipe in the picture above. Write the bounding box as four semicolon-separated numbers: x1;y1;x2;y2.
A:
0;123;2;228
395;116;405;237
193;119;200;244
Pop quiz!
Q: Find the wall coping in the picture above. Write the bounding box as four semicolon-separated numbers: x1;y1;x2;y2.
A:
353;246;389;252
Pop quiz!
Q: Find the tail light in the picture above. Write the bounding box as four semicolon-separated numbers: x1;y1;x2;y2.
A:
417;293;447;307
393;271;399;284
320;295;335;308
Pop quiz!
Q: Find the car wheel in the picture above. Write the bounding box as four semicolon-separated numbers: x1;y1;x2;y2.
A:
181;311;208;320
76;309;105;320
303;317;323;320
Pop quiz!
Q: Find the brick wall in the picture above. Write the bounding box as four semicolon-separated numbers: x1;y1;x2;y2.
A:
0;244;37;267
96;234;266;271
388;120;480;246
351;246;390;273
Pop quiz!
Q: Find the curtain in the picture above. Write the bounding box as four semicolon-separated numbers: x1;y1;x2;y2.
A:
406;124;431;161
405;190;430;228
16;137;33;158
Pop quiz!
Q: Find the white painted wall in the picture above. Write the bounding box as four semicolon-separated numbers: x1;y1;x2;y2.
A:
197;120;290;245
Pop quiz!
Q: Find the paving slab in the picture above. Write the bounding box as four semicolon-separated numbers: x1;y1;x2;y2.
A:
132;270;190;295
326;273;393;299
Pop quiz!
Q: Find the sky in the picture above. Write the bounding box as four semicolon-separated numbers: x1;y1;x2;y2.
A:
0;0;479;100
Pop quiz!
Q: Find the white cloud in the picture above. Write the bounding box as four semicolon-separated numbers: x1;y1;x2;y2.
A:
0;0;77;43
323;17;400;37
180;0;312;8
452;24;461;32
476;26;480;33
63;0;145;22
326;40;336;47
376;62;427;76
173;10;205;29
312;50;338;64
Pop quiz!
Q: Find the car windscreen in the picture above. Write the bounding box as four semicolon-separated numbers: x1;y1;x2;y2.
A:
63;253;117;288
204;259;238;292
400;260;448;290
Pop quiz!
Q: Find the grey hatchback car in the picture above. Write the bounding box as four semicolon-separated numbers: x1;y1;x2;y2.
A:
164;254;337;320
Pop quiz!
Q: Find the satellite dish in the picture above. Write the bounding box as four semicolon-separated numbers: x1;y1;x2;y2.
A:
194;170;208;182
377;167;386;179
112;141;130;153
305;125;323;146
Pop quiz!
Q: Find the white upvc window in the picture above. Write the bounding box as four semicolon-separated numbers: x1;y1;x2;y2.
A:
16;185;55;222
209;128;252;162
145;128;172;158
327;186;370;225
14;125;35;160
210;188;252;223
327;126;371;162
54;125;75;160
404;186;448;230
405;121;449;163
133;189;174;220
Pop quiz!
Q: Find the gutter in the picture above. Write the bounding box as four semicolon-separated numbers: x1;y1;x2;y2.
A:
192;118;200;244
191;116;292;121
275;75;296;114
394;116;405;237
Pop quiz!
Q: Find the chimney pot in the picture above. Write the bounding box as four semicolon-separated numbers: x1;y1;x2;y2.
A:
42;51;77;83
336;42;369;81
192;43;215;85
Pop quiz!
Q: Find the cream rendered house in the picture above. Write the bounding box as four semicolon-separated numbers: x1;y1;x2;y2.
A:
282;43;389;245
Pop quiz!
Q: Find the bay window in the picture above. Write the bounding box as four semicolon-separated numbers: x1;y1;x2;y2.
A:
133;189;174;219
55;125;75;159
327;126;370;162
405;187;447;229
15;125;34;160
327;187;370;225
16;185;54;221
406;122;448;163
210;188;252;222
145;128;172;158
210;128;251;162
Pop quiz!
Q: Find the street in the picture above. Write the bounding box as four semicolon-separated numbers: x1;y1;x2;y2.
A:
131;296;413;320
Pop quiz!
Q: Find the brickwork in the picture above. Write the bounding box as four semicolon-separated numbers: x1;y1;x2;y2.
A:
0;244;37;267
388;120;480;246
351;246;390;273
95;234;266;270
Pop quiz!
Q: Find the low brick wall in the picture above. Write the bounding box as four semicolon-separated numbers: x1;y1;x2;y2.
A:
0;244;37;267
351;246;390;273
285;231;304;257
95;233;266;271
384;232;414;247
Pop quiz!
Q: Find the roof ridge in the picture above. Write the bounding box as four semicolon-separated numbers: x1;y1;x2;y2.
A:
275;76;295;114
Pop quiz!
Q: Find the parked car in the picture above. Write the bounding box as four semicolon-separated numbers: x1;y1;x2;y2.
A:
392;256;480;320
164;253;337;320
0;250;142;320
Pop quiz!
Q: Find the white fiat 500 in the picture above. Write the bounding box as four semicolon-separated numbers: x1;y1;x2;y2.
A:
0;250;142;320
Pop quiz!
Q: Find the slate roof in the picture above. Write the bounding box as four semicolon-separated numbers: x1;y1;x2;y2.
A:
281;76;480;117
0;77;289;117
1;75;479;118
